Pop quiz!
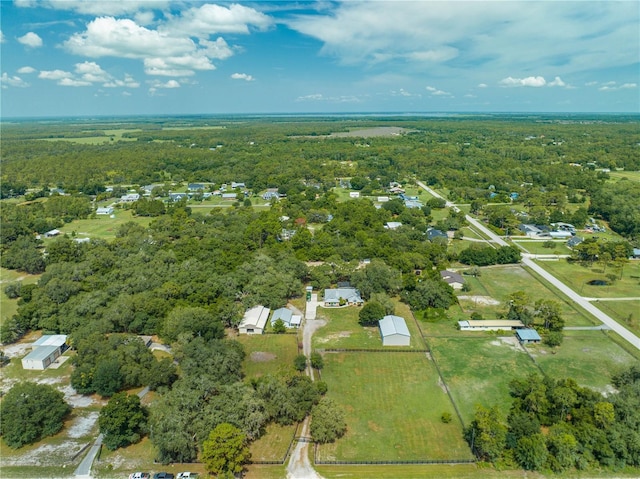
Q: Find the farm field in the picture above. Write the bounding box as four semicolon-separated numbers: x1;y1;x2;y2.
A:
313;301;424;350
316;352;472;462
457;264;596;327
528;330;639;390
55;210;152;240
533;258;640;299
429;336;540;424
237;333;299;379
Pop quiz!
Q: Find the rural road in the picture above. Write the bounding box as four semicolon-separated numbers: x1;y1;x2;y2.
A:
286;294;326;479
416;180;640;351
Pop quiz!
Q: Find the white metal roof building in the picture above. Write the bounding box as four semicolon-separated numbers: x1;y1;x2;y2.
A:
458;320;525;331
22;335;68;370
239;305;271;334
379;315;411;346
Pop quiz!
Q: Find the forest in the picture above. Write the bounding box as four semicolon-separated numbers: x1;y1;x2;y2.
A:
1;114;639;475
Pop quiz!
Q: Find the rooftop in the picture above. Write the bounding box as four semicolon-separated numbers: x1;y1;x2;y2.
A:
379;315;411;337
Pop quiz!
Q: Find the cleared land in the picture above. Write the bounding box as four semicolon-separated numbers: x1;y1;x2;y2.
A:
249;422;297;462
237;333;299;379
430;336;540;424
55;210;152;240
313;301;424;350
316;352;472;462
512;240;572;255
0;268;40;328
594;300;640;336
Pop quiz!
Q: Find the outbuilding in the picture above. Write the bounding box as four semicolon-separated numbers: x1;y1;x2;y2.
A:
21;335;68;370
458;320;524;331
379;315;411;346
516;329;542;344
238;305;271;334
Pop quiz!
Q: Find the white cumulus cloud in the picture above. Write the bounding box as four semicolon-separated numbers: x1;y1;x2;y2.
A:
426;85;452;96
17;66;36;74
1;73;30;88
39;62;139;88
24;0;170;16
39;69;73;81
163;3;272;36
548;76;566;87
499;76;547;87
231;73;254;81
17;32;43;48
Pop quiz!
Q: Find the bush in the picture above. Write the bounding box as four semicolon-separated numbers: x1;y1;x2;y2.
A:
441;412;453;423
272;319;286;334
294;354;307;372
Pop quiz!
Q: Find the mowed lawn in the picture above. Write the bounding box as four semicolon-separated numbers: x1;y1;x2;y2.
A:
512;240;572;255
461;264;595;326
594;300;640;337
317;352;472;462
313;301;425;350
249;422;297;462
430;336;540;425
237;333;299;379
54;210;151;240
528;331;639;390
535;258;640;299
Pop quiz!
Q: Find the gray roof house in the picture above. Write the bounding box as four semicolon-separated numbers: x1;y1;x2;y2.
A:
567;236;584;248
379;315;411;346
324;288;364;307
440;270;465;290
427;228;448;242
271;307;302;328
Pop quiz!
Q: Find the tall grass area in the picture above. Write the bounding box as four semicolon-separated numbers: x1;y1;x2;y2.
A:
236;333;299;379
317;352;472;461
430;336;540;425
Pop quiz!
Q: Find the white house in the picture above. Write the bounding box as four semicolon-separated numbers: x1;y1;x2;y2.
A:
440;270;465;290
21;335;68;370
349;192;360;198
239;305;271;334
120;193;140;203
385;222;403;230
271;307;302;328
96;206;114;215
379;315;411;346
323;288;364;307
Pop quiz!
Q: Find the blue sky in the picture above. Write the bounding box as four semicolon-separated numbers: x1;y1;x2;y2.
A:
1;0;639;117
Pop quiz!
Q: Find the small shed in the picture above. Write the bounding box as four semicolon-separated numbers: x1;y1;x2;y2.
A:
44;229;61;238
379;315;411;346
440;270;465;290
516;329;542;344
239;305;271;334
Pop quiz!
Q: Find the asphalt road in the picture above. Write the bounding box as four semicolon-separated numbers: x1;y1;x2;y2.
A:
416;180;640;350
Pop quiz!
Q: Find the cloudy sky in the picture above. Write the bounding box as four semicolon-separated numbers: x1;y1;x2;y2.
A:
1;1;638;117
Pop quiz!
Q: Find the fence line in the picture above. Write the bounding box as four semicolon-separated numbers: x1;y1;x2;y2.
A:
251;421;301;465
315;459;476;465
317;348;428;353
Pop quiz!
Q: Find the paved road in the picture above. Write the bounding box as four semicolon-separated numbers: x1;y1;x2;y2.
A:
416;180;640;351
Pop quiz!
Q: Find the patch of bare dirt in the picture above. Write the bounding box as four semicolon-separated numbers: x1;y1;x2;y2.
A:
2;442;86;466
250;351;276;362
66;412;99;438
2;342;32;358
458;295;501;306
437;376;448;394
58;384;97;408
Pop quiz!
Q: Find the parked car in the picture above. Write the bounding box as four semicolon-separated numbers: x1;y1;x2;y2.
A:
176;473;194;479
129;473;150;479
153;473;174;479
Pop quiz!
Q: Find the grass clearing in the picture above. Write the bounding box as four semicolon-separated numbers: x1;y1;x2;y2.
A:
313;302;424;349
55;210;151;240
533;259;640;299
0;268;40;329
512;240;572;255
430;336;540;424
593;300;640;336
237;333;299;379
249;422;296;462
528;331;639;390
608;170;640;182
316;463;549;479
317;352;472;461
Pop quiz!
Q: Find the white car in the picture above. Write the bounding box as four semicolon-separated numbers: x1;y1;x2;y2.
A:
129;474;150;479
176;473;193;479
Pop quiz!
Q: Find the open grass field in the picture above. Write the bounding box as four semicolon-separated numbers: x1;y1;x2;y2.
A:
0;268;40;328
528;331;639;391
593;300;640;336
512;240;572;255
459;265;595;327
237;333;299;379
249;422;297;462
316;352;472;462
55;210;152;240
608;170;640;182
429;336;540;425
533;258;640;299
313;301;425;350
316;463;549;479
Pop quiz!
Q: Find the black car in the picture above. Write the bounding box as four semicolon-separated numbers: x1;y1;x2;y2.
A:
153;473;174;479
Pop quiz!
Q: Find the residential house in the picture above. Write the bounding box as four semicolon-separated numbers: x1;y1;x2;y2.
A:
96;206;114;215
169;192;188;202
404;200;423;209
231;181;245;189
222;193;238;200
238;305;271;334
385;222;403;230
188;183;205;191
519;224;543;237
270;307;302;329
427;228;448;242
379;315;411;346
440;270;465;290
567;236;584;248
120;193;140;203
323;288;364;307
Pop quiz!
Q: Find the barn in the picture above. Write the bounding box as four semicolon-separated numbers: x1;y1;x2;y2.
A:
378;315;411;346
21;335;68;370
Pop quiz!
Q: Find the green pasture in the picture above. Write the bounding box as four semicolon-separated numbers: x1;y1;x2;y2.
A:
249;422;297;462
533;258;640;299
317;352;472;461
313;302;424;349
593;300;640;336
0;268;40;328
55;210;151;240
244;465;286;479
511;240;572;255
316;463;550;479
430;336;539;424
237;333;299;379
608;170;640;182
527;331;639;391
459;265;595;327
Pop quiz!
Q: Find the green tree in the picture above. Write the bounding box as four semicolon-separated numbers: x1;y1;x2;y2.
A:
0;382;70;448
272;318;286;334
201;423;251;476
310;398;347;444
93;358;123;397
294;354;307;372
465;405;507;462
358;301;385;326
163;306;224;343
99;392;148;450
515;433;548;470
310;351;324;370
